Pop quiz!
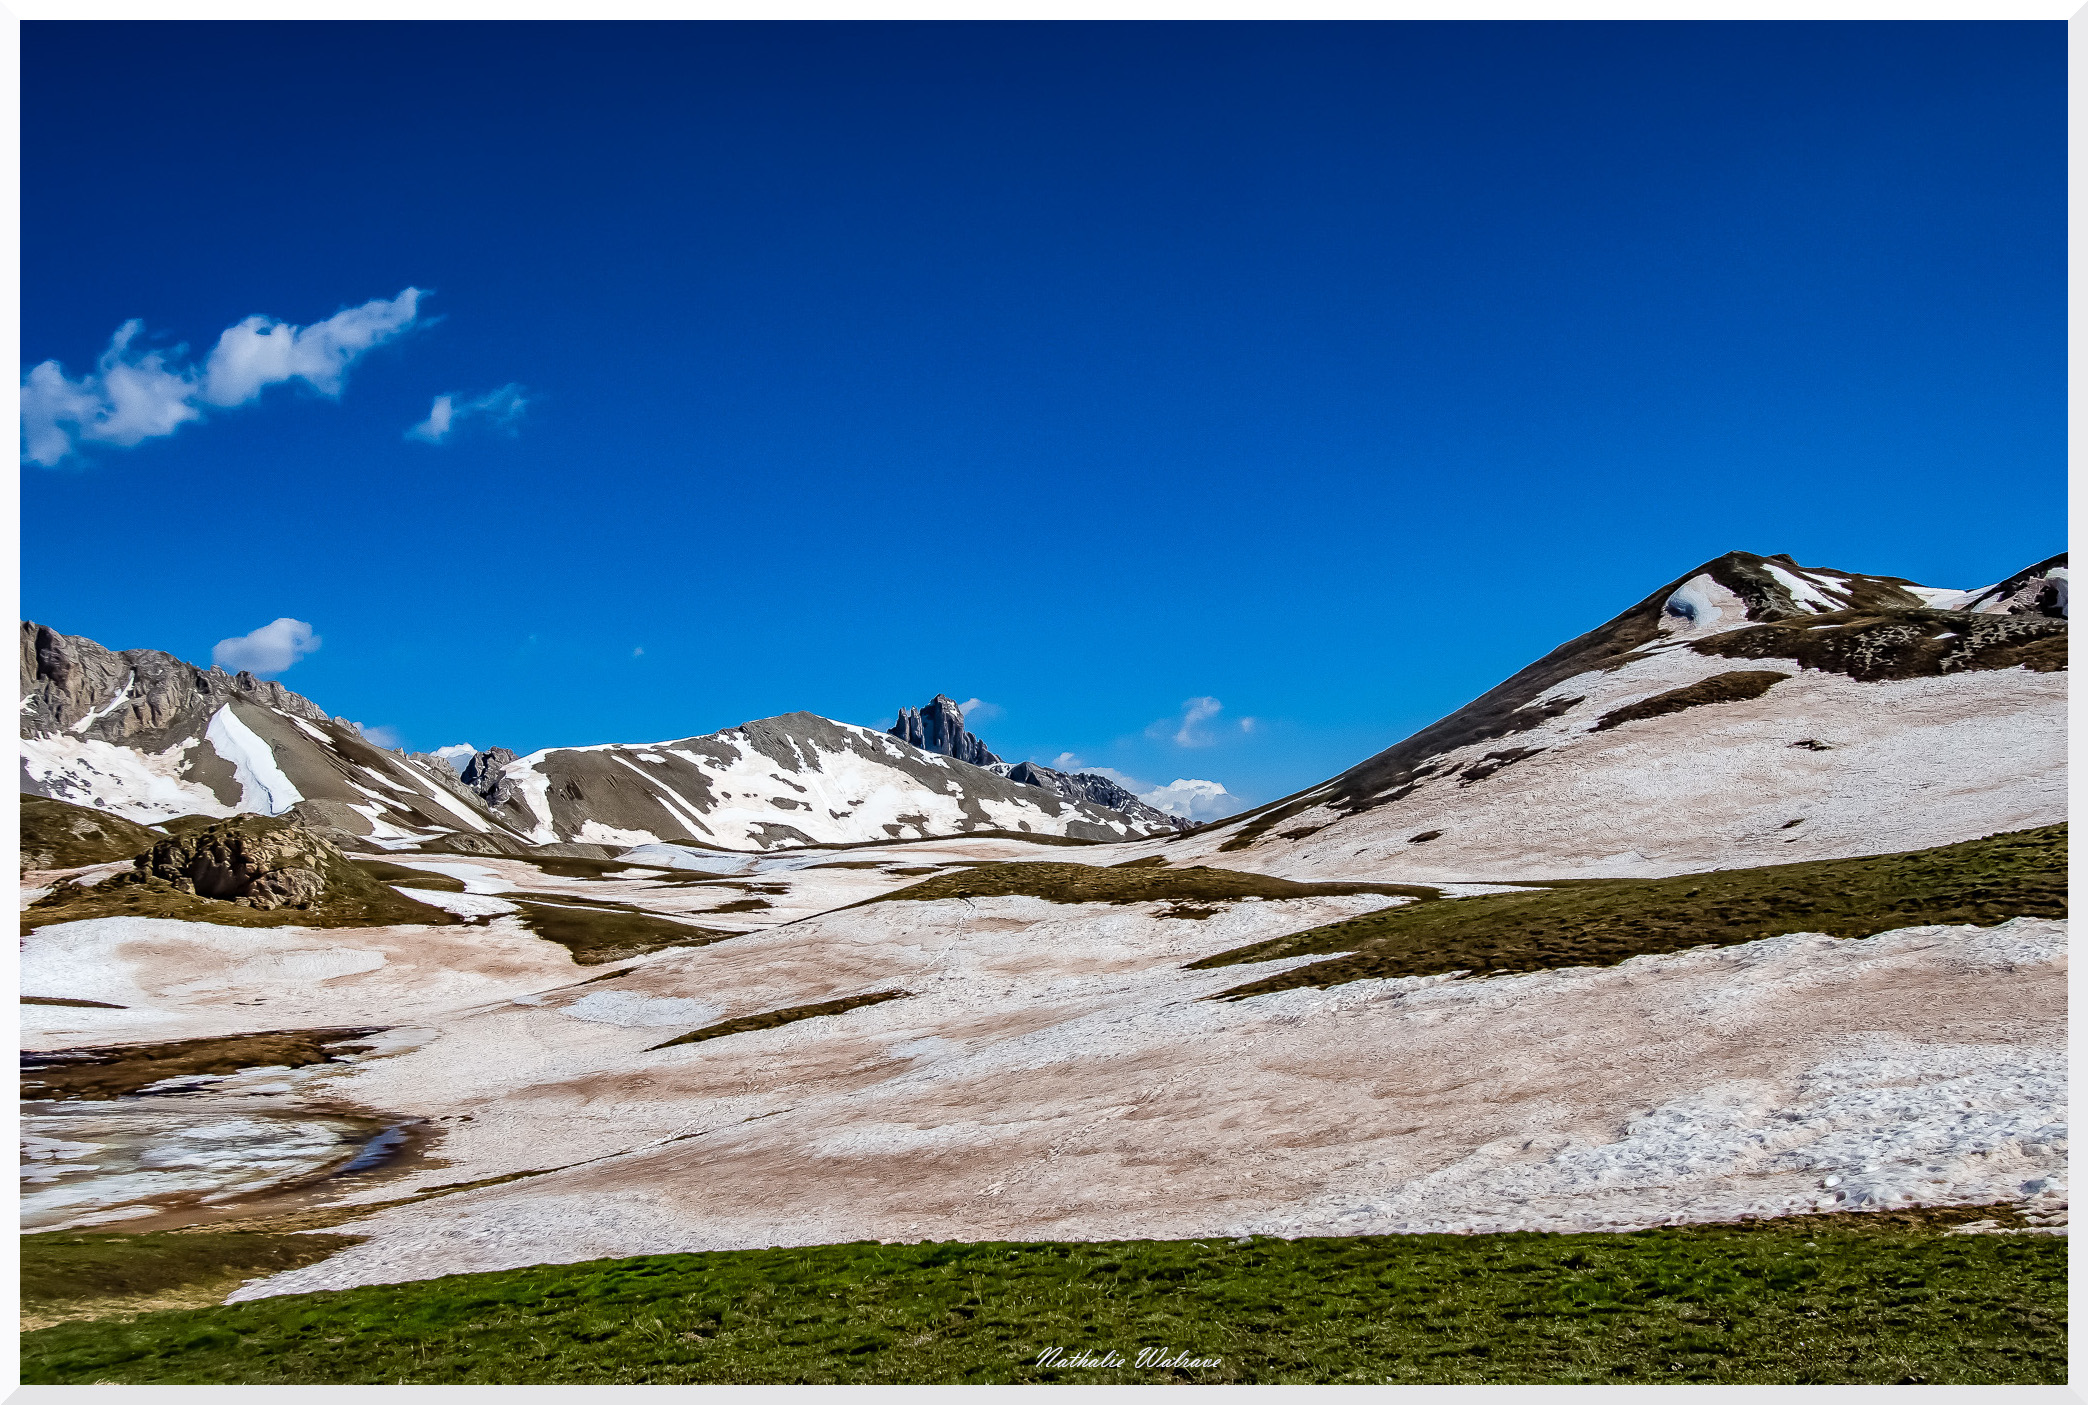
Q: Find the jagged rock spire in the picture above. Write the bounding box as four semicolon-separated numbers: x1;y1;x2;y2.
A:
888;694;1001;767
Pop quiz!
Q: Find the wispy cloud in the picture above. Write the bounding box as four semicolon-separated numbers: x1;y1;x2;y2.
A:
23;289;425;467
357;724;405;750
212;618;321;676
1147;696;1227;748
955;698;1003;725
407;383;528;444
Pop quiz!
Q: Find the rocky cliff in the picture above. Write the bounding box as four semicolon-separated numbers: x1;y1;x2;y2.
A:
889;695;1002;767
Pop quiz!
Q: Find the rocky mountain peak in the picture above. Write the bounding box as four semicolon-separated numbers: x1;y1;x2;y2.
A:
889;695;1002;767
19;620;332;749
462;747;520;807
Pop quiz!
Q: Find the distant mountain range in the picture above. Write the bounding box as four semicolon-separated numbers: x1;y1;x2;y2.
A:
17;631;1183;851
19;548;2062;865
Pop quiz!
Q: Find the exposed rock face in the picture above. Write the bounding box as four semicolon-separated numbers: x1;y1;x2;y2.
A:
20;620;330;749
1001;761;1195;832
1959;552;2068;619
462;748;519;807
889;696;1001;767
130;816;341;909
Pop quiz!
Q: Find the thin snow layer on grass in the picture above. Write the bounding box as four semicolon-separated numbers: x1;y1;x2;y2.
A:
397;889;519;919
18;915;582;1048
560;991;724;1028
206;705;304;816
229;894;2062;1300
382;860;517;894
19;734;235;823
1761;562;1842;613
20;1102;371;1231
1166;652;2067;882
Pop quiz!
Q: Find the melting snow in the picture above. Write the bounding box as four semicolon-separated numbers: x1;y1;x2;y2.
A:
206;706;304;815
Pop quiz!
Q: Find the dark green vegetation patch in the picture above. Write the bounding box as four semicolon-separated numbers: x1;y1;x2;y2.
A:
1194;826;2065;999
648;990;912;1051
1692;609;2065;682
869;862;1437;909
19;1207;2063;1384
22;1027;387;1102
349;860;468;892
20;795;161;872
509;898;737;966
1592;671;1790;732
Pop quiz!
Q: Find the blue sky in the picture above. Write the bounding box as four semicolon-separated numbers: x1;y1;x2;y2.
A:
22;21;2063;818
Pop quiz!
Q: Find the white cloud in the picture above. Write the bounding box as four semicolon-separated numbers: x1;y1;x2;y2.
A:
1053;751;1083;769
1064;764;1246;823
1139;778;1244;822
407;383;527;444
201;290;424;405
212;618;321;676
431;743;480;775
1147;696;1226;748
1238;717;1258;734
357;724;404;750
633;646;645;657
955;698;1003;725
22;289;425;467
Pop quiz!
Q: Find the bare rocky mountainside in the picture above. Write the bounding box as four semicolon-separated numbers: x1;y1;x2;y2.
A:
18;627;1182;851
17;546;2068;1305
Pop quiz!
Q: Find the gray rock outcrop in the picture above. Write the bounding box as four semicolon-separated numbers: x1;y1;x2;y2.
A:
1001;761;1194;832
462;747;520;807
889;695;1002;767
131;816;339;909
20;620;331;749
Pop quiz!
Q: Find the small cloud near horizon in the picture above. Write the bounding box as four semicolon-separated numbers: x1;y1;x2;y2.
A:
1073;764;1245;822
431;742;480;774
23;289;425;467
956;698;1003;726
356;723;405;750
407;383;528;444
1148;696;1226;748
212;618;320;676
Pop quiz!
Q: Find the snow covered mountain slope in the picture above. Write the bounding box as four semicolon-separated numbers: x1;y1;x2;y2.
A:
20;622;529;850
20;626;1178;852
471;713;1179;850
1152;550;2066;882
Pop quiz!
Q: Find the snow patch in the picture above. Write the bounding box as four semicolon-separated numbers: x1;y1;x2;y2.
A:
205;706;304;815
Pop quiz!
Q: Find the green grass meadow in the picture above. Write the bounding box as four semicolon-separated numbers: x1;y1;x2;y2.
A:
20;1208;2063;1385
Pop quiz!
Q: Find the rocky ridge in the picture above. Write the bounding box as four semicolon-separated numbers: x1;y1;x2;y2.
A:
997;761;1194;833
888;695;1002;767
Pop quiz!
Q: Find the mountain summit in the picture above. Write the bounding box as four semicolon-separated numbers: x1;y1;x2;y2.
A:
888;694;1001;766
1156;548;2066;881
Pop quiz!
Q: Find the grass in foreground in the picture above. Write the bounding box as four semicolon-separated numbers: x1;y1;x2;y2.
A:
19;1206;2061;1384
22;1232;364;1331
1194;825;2065;999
